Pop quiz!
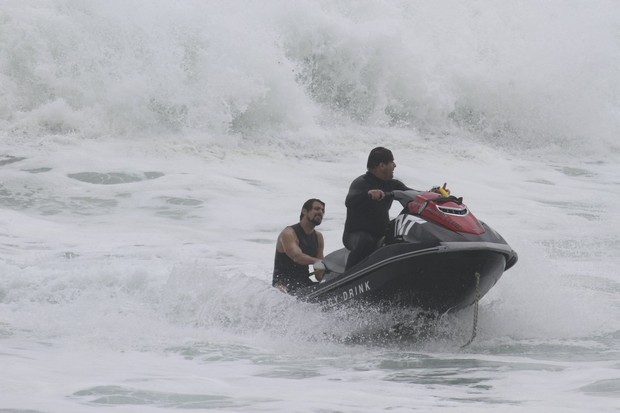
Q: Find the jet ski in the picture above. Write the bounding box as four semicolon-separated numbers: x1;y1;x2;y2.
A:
296;189;518;314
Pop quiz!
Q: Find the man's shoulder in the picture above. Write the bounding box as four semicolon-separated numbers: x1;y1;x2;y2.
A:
350;173;371;185
280;224;299;236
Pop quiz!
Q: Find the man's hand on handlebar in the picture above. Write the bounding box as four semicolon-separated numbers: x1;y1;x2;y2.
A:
368;189;385;200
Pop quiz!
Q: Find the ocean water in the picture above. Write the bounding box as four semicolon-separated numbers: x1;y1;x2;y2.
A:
1;1;619;412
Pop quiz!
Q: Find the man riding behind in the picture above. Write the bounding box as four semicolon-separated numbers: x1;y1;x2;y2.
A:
273;199;326;294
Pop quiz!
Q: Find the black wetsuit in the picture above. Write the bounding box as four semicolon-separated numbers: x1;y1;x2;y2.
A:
343;172;409;269
273;223;318;293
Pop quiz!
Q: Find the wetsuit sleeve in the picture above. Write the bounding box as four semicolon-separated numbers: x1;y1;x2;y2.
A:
345;176;370;207
392;179;412;191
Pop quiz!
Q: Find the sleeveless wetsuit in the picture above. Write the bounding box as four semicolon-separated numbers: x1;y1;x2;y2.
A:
273;223;318;293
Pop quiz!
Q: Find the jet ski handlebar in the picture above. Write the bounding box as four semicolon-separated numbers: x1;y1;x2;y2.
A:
387;189;463;206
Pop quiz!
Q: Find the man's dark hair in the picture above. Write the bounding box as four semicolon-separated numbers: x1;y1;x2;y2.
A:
367;147;394;169
300;198;325;220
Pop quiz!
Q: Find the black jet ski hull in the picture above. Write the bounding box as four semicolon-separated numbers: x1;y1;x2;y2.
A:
294;190;518;314
298;242;513;313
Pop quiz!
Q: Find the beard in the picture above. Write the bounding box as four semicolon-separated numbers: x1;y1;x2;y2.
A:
309;216;322;226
